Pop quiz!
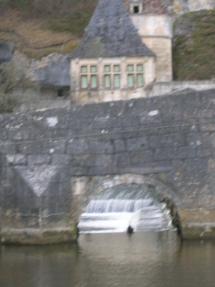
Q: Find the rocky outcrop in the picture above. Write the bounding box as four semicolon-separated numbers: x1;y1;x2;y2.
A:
30;53;70;87
161;0;215;14
0;41;14;64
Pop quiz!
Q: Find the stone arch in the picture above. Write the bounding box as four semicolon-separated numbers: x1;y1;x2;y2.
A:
71;174;181;232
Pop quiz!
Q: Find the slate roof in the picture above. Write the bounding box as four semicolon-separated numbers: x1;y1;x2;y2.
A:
70;0;155;59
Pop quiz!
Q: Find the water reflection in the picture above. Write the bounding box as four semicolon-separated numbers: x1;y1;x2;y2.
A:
0;232;215;287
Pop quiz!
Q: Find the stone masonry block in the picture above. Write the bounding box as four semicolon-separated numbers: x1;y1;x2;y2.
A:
161;133;185;147
114;153;130;167
51;154;71;165
88;139;114;154
130;150;153;164
28;155;51;167
49;139;67;154
72;154;95;167
0;142;16;154
148;135;161;149
114;139;126;153
126;137;148;151
94;154;113;167
6;154;27;166
66;138;89;155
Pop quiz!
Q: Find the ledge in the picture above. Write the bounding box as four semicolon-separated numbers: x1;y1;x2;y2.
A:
1;227;77;245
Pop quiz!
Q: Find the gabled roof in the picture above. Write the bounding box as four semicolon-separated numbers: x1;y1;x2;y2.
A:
70;0;155;59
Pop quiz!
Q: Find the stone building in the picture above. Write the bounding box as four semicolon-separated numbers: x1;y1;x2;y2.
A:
127;0;173;82
70;0;172;104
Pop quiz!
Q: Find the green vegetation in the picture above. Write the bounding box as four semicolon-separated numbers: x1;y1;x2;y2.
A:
173;10;215;80
0;0;98;59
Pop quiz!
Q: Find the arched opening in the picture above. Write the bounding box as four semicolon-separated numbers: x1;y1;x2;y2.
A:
76;182;181;235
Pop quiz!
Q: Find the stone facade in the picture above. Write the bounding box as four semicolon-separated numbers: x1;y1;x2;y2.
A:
71;57;155;104
1;90;215;242
130;15;173;82
70;0;158;104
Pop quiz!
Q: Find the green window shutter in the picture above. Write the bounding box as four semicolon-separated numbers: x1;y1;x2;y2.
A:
91;75;97;88
104;75;111;88
114;74;120;88
127;65;133;72
127;74;134;87
104;65;111;72
90;65;97;73
81;75;88;88
114;65;120;72
81;66;87;73
137;64;143;71
137;74;143;87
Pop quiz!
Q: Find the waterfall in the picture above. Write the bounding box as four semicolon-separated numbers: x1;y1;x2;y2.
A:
78;184;174;233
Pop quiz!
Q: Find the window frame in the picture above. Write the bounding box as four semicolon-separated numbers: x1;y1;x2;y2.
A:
126;63;144;89
103;64;121;89
80;64;98;90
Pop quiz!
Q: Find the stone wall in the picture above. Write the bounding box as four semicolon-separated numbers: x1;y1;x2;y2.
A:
146;81;215;97
1;89;215;242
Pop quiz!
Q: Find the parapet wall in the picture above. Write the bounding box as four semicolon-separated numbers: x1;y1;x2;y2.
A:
1;89;215;242
147;81;215;97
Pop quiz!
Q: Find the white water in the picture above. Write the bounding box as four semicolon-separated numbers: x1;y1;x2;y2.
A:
78;184;174;234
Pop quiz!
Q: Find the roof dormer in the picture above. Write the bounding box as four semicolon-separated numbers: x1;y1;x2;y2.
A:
130;0;143;14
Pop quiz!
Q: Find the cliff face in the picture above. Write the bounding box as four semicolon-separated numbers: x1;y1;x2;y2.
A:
161;0;215;14
0;41;14;64
173;10;215;80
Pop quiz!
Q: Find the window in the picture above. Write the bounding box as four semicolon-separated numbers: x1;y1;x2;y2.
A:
130;3;142;14
104;64;121;89
128;74;134;88
127;64;144;88
137;74;143;87
114;74;120;88
133;6;139;13
114;65;120;72
104;65;111;72
113;65;120;88
81;75;88;89
127;65;134;72
104;75;111;88
80;65;97;89
81;66;87;73
90;65;97;73
104;65;111;88
137;64;143;71
57;89;63;97
91;75;97;88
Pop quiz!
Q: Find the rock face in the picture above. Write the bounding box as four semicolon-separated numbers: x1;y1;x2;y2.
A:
172;10;215;80
161;0;215;14
0;41;14;64
30;53;70;87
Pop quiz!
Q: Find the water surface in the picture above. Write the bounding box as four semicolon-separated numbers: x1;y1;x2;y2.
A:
0;232;214;287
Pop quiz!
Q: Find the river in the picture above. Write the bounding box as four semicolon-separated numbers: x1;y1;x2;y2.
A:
0;231;214;287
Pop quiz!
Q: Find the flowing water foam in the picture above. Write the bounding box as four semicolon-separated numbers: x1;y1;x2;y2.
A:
78;184;174;233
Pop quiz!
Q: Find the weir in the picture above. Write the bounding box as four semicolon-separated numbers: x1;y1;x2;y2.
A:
2;91;215;243
78;184;174;233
